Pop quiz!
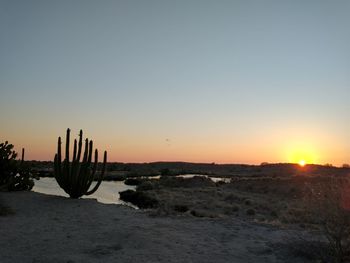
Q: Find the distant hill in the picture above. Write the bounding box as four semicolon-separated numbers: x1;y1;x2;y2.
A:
26;161;350;178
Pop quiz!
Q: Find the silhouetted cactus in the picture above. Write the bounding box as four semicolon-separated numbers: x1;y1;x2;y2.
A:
54;129;107;198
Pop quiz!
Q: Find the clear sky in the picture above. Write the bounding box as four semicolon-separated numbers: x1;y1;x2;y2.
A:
1;0;349;165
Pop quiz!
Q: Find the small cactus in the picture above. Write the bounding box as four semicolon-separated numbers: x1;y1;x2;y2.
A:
54;129;107;198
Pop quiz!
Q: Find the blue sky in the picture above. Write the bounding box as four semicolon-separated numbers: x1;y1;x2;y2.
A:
0;0;349;164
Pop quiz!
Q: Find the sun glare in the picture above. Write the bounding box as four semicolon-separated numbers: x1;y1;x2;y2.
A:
286;143;317;166
298;160;306;167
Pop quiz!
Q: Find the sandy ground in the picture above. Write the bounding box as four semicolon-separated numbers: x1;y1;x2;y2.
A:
0;191;310;263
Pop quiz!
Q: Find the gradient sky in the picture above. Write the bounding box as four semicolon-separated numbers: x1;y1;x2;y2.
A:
1;0;349;165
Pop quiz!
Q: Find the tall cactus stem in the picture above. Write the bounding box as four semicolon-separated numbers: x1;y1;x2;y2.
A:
21;148;25;163
76;130;83;162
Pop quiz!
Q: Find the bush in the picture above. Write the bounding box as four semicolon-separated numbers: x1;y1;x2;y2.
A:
124;178;142;186
232;205;240;212
246;208;255;216
136;181;154;191
160;168;171;176
104;174;126;181
305;178;350;263
190;210;204;217
0;142;34;191
270;210;278;218
158;176;214;188
0;141;18;187
244;199;252;206
173;204;189;213
7;170;34;191
119;190;158;209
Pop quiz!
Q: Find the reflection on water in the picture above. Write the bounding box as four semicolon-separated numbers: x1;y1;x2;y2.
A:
176;174;231;183
32;177;136;206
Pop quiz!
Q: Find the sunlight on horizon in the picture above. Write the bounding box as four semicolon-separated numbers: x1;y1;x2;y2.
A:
298;160;306;167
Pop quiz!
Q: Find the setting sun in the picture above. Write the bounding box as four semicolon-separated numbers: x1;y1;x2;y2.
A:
298;160;306;167
285;142;318;166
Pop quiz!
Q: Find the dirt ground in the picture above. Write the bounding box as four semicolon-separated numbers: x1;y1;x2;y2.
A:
0;191;316;263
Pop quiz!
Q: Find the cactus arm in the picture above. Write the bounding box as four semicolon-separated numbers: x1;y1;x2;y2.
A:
54;154;60;185
72;139;77;163
62;161;70;194
21;148;24;163
70;139;78;194
80;140;93;193
84;149;98;193
65;129;71;188
61;130;70;192
57;137;62;175
91;149;98;178
73;134;83;192
76;130;83;162
71;140;78;178
54;137;63;188
75;138;89;195
86;151;107;195
82;139;89;163
65;128;70;172
72;130;83;197
88;140;93;164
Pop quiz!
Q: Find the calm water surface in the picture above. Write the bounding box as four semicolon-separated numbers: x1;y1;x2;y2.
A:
32;177;136;205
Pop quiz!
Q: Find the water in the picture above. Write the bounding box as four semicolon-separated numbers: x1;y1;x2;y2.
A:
32;177;136;206
176;174;231;183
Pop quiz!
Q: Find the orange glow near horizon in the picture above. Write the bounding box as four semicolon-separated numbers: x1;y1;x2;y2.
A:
284;141;318;166
298;160;306;167
3;127;348;167
12;142;345;167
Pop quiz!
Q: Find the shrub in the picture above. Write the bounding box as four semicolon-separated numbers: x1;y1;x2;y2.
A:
305;178;350;263
124;178;142;186
160;168;171;176
119;190;158;209
224;193;240;202
0;143;34;191
270;210;278;218
158;176;214;188
136;181;154;191
0;141;17;187
104;174;126;181
232;205;240;212
246;208;255;216
244;199;252;206
190;210;204;217
173;204;189;213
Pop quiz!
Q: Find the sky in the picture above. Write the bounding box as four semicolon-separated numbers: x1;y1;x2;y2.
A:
0;0;349;165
